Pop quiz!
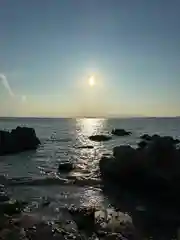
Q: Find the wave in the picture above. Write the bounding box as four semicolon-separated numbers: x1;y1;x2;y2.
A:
3;176;102;187
45;138;72;143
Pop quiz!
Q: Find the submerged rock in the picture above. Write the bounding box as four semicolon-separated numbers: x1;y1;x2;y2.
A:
77;145;94;149
89;135;112;142
58;162;74;172
0;126;40;155
112;129;131;136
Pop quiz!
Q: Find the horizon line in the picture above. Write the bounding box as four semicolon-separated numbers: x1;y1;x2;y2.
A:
1;116;180;119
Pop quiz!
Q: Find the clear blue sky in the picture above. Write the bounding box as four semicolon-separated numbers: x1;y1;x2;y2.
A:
0;0;180;117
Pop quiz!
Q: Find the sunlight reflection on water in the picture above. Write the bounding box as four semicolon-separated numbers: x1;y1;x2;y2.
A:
76;118;106;141
73;119;108;207
72;118;107;177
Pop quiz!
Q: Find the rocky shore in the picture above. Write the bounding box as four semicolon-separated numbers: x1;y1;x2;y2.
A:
99;134;180;239
0;181;138;240
2;125;180;238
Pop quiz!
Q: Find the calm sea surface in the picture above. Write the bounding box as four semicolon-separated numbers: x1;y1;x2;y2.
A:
0;117;180;222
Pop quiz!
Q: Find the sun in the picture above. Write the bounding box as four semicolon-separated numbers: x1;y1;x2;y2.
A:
89;76;95;87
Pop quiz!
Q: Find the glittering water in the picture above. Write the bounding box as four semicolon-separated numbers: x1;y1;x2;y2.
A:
1;117;180;216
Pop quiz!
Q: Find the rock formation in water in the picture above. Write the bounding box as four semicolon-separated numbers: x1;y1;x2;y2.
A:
100;135;180;199
89;135;112;142
58;162;74;172
112;128;132;136
0;126;40;155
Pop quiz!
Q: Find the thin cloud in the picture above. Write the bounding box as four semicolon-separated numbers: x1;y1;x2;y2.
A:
0;74;14;97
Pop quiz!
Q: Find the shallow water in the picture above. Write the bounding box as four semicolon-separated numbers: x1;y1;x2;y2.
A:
1;117;180;238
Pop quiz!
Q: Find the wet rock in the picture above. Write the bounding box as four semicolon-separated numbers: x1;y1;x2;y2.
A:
68;206;96;234
95;209;136;239
77;145;94;149
26;222;63;240
58;162;74;172
113;145;136;160
140;134;152;141
0;193;9;202
138;141;148;149
0;200;27;215
89;135;112;142
112;129;131;137
160;136;180;145
0;126;40;155
99;135;180;200
99;155;117;180
145;136;177;160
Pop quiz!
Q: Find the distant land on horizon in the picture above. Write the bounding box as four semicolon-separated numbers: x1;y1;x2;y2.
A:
0;115;180;120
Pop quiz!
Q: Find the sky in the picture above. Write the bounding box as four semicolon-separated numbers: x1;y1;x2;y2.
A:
0;0;180;117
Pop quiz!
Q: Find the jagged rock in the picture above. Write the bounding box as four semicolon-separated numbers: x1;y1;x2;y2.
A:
100;146;141;183
58;162;74;172
0;126;40;155
89;135;112;142
138;141;148;149
113;145;136;159
99;135;180;199
140;134;152;141
112;129;131;136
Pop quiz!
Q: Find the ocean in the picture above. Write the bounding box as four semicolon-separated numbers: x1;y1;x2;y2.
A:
0;117;180;230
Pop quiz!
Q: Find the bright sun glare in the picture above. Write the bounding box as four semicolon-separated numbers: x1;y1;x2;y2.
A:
89;76;95;87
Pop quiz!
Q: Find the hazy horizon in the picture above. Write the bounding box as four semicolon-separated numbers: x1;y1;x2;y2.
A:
1;0;180;118
1;115;180;119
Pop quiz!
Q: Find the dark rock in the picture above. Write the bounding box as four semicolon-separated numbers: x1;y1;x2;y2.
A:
112;129;131;136
77;145;94;149
0;193;9;202
68;206;96;234
58;162;74;172
174;138;180;144
89;135;112;142
138;141;148;149
100;146;140;183
41;197;51;207
160;136;180;145
145;136;176;159
0;200;27;215
99;155;117;180
99;135;180;201
26;222;62;240
0;127;40;155
113;145;136;159
140;134;152;141
151;134;160;140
